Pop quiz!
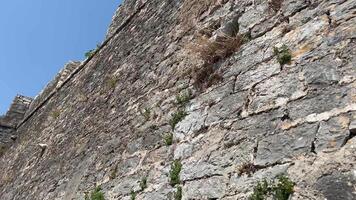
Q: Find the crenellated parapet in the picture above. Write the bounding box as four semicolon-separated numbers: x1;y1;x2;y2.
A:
0;95;32;128
23;61;81;120
0;95;32;153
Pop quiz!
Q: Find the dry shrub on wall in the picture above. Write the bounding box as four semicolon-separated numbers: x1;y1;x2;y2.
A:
188;34;243;63
193;63;214;90
180;0;243;90
1;170;14;186
188;33;244;90
193;63;224;90
268;0;284;11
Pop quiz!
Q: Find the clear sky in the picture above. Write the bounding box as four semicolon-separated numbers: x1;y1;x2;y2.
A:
0;0;121;114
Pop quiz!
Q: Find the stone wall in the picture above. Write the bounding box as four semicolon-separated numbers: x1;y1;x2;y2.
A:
0;0;355;200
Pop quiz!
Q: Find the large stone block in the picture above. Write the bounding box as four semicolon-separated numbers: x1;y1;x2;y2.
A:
256;123;318;165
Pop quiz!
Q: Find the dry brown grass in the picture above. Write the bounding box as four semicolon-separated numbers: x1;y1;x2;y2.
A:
188;33;244;90
192;63;224;90
193;63;214;90
269;0;284;11
188;34;244;64
180;0;243;91
0;169;14;186
238;162;259;177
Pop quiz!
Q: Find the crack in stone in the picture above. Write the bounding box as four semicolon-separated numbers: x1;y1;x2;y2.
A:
311;123;320;154
183;173;223;183
250;3;310;40
281;104;356;130
341;125;356;147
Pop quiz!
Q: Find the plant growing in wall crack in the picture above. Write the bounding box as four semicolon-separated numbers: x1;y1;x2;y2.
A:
176;90;192;107
273;45;292;66
163;133;173;146
85;44;101;58
51;109;61;119
141;108;151;121
106;76;118;90
140;177;148;191
169;110;188;130
84;186;105;200
109;164;118;180
130;190;136;200
85;49;96;58
169;160;182;186
174;186;183;200
249;175;294;200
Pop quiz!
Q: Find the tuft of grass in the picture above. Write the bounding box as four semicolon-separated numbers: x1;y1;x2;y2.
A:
189;33;245;90
273;175;295;200
163;133;173;146
0;146;6;157
174;186;183;200
193;64;224;91
188;34;243;64
51;109;61;119
109;164;118;180
269;0;284;11
130;190;136;200
141;108;151;121
85;186;105;200
85;49;96;58
273;45;292;66
176;90;192;107
149;124;158;130
140;177;148;191
85;44;101;58
206;72;223;88
106;76;118;90
169;160;182;186
238;162;259;177
169;110;188;130
249;179;269;200
249;175;294;200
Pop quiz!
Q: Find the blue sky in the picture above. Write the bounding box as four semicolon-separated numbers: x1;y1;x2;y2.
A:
0;0;121;114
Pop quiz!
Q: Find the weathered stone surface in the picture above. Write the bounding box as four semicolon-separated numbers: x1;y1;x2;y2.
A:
315;173;356;200
256;123;318;165
183;176;226;200
303;55;341;85
0;0;355;199
314;116;350;152
234;60;281;92
247;70;306;115
205;91;247;125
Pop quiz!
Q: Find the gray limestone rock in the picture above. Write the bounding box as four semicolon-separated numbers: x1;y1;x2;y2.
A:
314;117;350;152
256;123;318;165
315;173;356;200
183;176;226;200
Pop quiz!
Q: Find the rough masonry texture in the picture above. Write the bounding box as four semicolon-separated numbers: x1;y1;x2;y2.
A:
0;0;355;199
